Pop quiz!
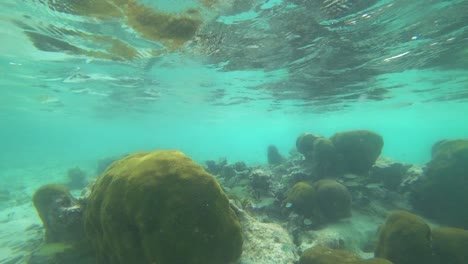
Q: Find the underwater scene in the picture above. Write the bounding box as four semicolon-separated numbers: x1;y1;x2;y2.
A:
0;0;467;263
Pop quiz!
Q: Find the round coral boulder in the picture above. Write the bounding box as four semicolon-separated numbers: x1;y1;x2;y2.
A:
311;138;338;177
284;181;316;217
314;179;351;222
296;133;321;160
411;139;468;228
375;211;432;264
432;227;468;264
284;180;351;223
83;150;243;264
331;130;384;175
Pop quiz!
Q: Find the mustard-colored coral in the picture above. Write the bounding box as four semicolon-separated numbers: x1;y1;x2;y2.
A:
299;246;393;264
284;179;351;223
296;133;320;160
41;0;126;18
432;227;468;264
39;0;204;53
299;246;361;264
84;150;243;264
285;181;316;217
299;246;392;264
126;1;202;49
331;130;384;174
375;211;432;264
314;179;351;222
411;139;468;228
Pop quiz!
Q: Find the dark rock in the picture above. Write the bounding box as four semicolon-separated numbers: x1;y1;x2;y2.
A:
250;169;272;196
204;157;228;175
296;133;321;161
267;145;284;165
65;167;87;190
370;158;410;191
233;161;248;172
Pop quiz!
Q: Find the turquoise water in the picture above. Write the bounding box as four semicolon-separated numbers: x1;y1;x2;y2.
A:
1;0;466;168
0;0;467;263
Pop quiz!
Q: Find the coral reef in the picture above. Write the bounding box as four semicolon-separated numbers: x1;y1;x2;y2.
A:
374;211;432;264
295;130;383;178
411;139;468;228
204;157;227;175
296;133;321;161
83;150;243;264
314;179;351;222
32;184;84;243
250;169;272;197
284;180;351;224
331;130;384;175
369;158;411;191
25;134;468;264
284;181;316;218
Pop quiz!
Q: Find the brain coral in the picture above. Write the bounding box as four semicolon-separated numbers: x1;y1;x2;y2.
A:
331;130;384;174
83;150;243;264
375;211;432;264
411;139;468;228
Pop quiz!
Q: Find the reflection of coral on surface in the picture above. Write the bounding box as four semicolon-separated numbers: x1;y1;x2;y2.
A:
35;0;207;56
127;2;202;48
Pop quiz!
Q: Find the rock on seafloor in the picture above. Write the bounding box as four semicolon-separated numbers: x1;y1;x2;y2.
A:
231;202;298;264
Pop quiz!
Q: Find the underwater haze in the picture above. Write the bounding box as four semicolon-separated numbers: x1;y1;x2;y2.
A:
0;0;467;264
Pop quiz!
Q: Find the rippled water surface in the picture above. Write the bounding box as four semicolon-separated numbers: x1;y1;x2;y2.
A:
0;0;467;164
0;1;467;263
